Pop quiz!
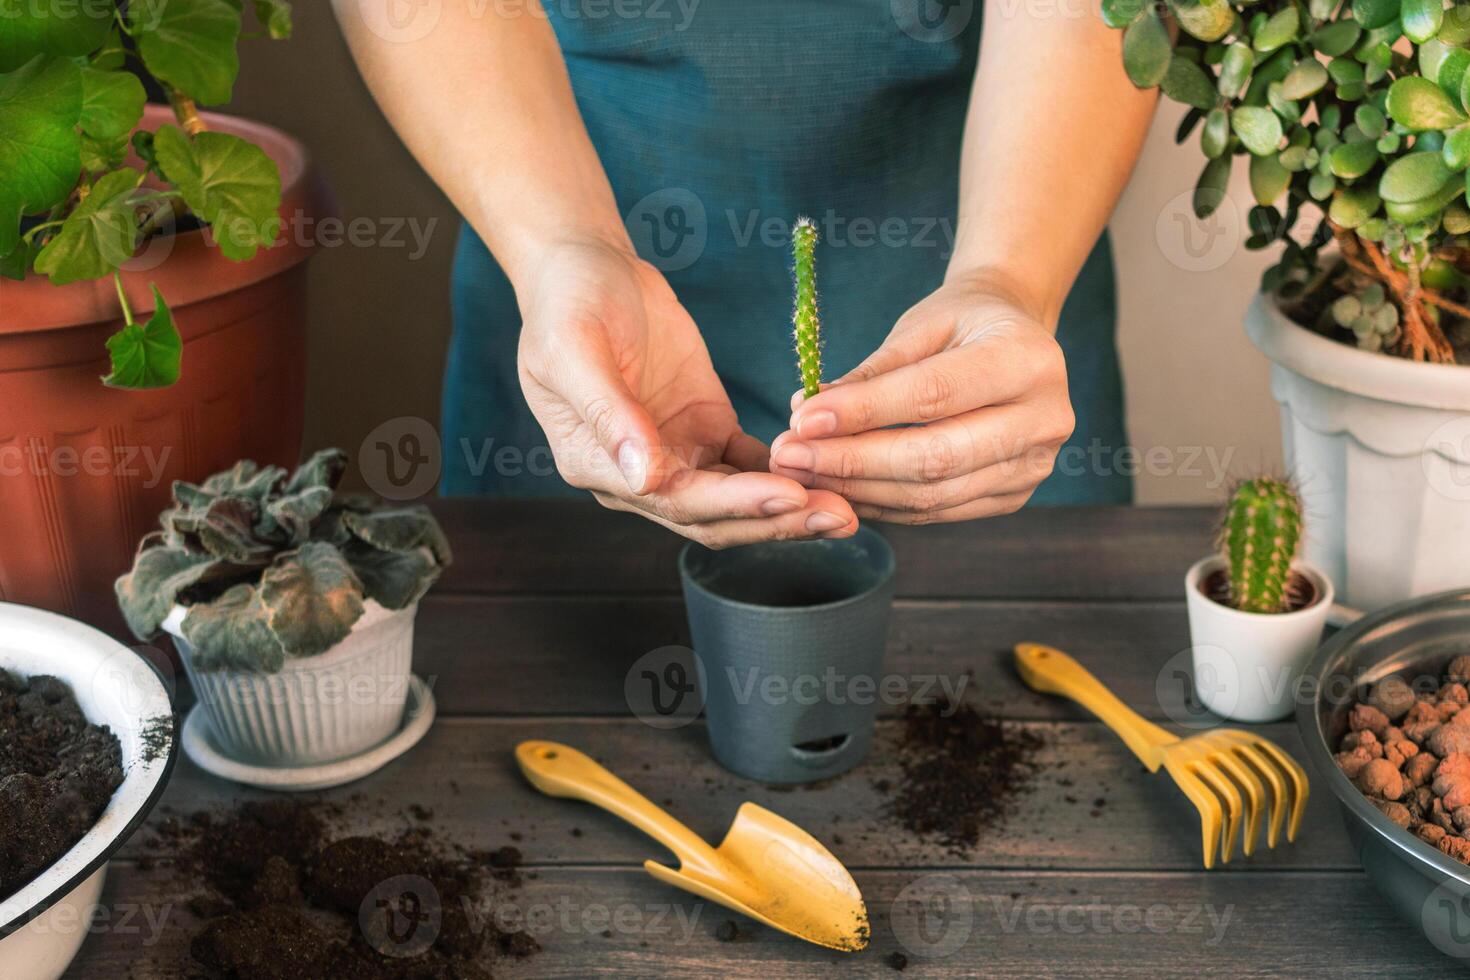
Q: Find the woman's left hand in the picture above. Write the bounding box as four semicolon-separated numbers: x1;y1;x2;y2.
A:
769;273;1076;524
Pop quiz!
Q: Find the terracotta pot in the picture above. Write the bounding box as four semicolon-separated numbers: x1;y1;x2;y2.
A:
0;105;327;637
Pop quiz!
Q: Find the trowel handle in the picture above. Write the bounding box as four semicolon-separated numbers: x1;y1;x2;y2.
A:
515;740;721;873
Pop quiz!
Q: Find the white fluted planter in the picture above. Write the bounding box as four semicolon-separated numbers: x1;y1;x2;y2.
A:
1246;295;1470;611
163;600;416;766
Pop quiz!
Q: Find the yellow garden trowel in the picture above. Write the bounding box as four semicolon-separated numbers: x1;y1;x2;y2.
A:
514;740;869;951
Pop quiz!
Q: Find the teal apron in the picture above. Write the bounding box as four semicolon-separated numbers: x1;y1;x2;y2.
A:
442;0;1131;505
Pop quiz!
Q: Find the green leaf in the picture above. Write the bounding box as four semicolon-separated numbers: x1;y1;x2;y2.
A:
1249;152;1291;205
1329;140;1381;179
259;542;365;658
1101;0;1147;28
180;583;286;673
1232;105;1284;155
1443;3;1470;43
1252;6;1300;52
1310;21;1362;56
1195;155;1232;218
1201;107;1231;157
130;0;242;106
1355;104;1388;139
1447;128;1470;170
1403;0;1445;43
1243;48;1295;105
0;0;112;73
34;169;143;285
115;542;220;640
153;125;281;261
345;541;441;611
1123;12;1172;88
1387;76;1467;130
1330;184;1383;227
1162;56;1217;109
1380;151;1454;202
252;0;293;39
1352;0;1402;29
1169;0;1233;42
1445;49;1470;111
285;449;350;494
1385;178;1463;221
80;133;129;173
1218;42;1255;98
1445;200;1470;233
103;286;182;389
343;506;452;564
0;56;81;256
1281;59;1328;99
79;68;145;142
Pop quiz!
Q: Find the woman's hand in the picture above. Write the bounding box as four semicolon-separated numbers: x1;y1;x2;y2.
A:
769;273;1075;524
517;239;858;546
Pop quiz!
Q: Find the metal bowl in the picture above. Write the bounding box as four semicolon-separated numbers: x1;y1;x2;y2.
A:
1298;588;1470;962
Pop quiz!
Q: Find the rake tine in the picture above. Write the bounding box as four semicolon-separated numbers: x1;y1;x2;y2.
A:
1192;763;1243;863
1232;740;1288;849
1209;743;1265;857
1251;737;1310;842
1166;760;1225;869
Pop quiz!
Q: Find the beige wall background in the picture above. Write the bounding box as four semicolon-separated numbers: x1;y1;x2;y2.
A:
233;6;1283;505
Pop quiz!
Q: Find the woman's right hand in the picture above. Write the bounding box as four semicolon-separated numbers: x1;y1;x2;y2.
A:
515;238;858;547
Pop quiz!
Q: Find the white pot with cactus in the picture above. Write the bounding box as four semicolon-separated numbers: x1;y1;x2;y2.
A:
115;449;452;767
1186;478;1334;723
1105;0;1470;610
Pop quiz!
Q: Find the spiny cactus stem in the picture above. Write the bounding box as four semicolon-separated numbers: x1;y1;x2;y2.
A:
1221;477;1302;614
792;217;822;399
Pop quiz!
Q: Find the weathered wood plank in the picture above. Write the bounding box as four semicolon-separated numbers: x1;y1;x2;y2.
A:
72;864;1446;978
121;718;1356;873
430;501;1214;601
409;595;1206;722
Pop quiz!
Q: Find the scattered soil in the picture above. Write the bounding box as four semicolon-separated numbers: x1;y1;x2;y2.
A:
0;670;124;901
1201;568;1317;612
143;799;538;978
1336;654;1470;866
878;693;1044;852
884;950;909;971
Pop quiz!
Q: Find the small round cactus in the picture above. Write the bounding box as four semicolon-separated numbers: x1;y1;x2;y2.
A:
1330;284;1401;355
1219;477;1303;615
791;217;822;399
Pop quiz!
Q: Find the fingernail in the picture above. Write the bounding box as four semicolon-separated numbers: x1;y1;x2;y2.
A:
773;442;814;470
761;498;802;516
806;511;849;532
795;410;837;438
618;442;647;493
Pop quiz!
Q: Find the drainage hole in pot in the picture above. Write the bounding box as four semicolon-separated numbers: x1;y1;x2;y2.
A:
792;734;849;756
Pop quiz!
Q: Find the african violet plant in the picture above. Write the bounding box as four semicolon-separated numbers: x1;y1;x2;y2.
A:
1;0;292;387
116;449;452;673
792;217;823;397
1107;0;1470;363
1217;477;1304;613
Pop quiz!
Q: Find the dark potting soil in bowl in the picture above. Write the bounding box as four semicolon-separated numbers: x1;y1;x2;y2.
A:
144;798;539;979
0;669;124;901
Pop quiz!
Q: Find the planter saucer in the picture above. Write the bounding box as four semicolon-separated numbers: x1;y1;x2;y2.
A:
180;674;436;792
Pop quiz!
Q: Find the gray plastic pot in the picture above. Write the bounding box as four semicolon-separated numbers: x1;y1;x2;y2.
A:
679;527;896;784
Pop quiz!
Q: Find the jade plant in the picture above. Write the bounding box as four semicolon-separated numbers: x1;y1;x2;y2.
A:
1107;0;1470;363
1217;477;1305;613
116;449;452;672
2;0;293;387
792;216;823;398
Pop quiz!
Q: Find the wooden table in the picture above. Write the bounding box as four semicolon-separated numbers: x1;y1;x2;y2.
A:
75;501;1452;977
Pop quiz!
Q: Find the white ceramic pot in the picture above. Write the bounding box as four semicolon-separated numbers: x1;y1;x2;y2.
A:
163;600;416;766
1246;294;1470;611
0;603;176;980
1185;556;1334;723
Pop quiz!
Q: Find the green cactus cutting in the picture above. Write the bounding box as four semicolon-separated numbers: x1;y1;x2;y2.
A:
1219;477;1303;614
791;217;822;399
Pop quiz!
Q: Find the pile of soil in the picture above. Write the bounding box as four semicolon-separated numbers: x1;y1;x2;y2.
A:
0;670;124;900
147;799;538;979
879;694;1044;851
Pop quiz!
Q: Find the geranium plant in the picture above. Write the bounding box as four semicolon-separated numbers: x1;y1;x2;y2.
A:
116;449;452;673
1;0;292;387
1108;0;1470;363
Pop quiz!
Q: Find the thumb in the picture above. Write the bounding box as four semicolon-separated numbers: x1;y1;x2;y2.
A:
557;338;664;495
